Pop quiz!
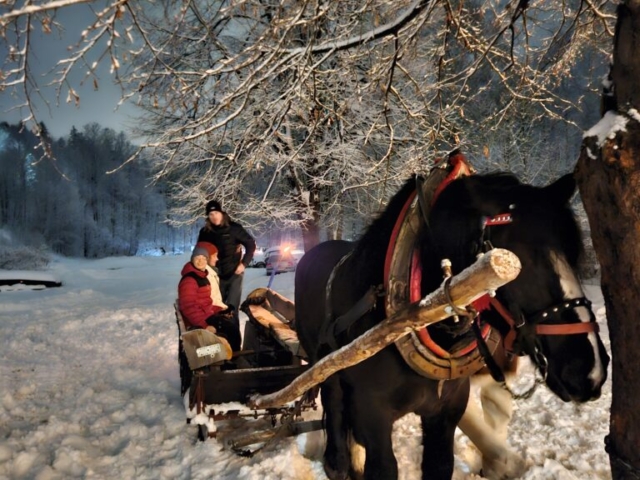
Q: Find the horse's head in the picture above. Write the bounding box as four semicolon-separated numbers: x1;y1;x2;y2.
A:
426;172;609;402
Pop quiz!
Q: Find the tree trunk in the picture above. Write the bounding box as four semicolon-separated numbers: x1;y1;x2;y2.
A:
300;217;321;253
575;2;640;477
611;1;640;112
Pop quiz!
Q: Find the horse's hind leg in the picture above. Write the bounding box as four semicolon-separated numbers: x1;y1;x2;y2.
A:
480;377;512;443
321;375;351;480
458;373;526;480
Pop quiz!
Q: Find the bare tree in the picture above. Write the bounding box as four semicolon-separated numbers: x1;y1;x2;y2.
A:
0;0;616;248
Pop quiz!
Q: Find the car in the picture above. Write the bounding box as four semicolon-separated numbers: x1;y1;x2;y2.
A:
248;247;266;268
265;245;304;275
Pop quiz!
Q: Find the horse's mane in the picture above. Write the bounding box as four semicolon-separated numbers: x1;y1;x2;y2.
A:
350;177;418;281
343;171;584;303
421;173;584;295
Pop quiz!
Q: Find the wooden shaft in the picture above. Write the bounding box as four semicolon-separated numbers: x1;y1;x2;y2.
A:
227;419;324;450
248;248;520;408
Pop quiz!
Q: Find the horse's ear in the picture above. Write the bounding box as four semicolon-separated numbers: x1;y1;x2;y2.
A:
544;173;576;204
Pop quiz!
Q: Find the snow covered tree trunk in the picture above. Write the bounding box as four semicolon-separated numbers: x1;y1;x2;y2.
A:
300;216;321;253
575;2;640;478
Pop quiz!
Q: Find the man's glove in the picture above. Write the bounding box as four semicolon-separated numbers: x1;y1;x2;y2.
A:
218;305;235;319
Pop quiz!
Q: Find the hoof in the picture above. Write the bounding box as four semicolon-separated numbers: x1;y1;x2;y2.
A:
482;451;527;480
324;462;349;480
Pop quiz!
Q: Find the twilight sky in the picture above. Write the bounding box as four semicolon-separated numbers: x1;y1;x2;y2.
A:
0;4;141;140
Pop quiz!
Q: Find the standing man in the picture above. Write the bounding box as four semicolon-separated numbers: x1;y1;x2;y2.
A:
198;200;256;337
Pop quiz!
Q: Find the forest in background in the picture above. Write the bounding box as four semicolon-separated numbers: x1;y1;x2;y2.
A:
0;114;600;277
0;0;613;274
0;121;198;264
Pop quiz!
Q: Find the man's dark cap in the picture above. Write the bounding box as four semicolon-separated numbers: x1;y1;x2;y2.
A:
205;200;223;214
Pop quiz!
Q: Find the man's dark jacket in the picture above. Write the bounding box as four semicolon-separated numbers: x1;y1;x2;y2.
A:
197;221;256;280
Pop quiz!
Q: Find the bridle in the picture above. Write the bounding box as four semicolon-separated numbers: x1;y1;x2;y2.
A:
478;215;600;377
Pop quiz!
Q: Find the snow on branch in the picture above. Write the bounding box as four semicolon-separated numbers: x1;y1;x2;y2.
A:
0;0;618;234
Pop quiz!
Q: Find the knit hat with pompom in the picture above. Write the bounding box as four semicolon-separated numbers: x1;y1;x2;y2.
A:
191;245;210;262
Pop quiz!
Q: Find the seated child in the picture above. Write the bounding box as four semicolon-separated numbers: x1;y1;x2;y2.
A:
178;244;241;353
194;241;227;310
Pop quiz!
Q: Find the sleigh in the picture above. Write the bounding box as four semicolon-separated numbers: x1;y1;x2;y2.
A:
173;153;524;457
174;246;519;455
175;289;321;454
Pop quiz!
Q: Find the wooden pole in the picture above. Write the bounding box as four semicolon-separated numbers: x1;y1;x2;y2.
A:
249;248;521;408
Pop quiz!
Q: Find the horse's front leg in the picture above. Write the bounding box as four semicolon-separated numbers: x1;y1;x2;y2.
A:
419;412;460;480
321;375;351;480
418;380;469;480
458;373;526;480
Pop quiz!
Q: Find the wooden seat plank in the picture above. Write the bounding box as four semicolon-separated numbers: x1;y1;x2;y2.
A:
247;304;305;358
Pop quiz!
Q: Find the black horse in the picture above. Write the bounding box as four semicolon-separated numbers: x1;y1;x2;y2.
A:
295;163;609;480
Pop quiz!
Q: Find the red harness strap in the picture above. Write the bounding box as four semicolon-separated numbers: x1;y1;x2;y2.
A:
384;151;475;285
431;152;474;203
383;190;417;289
490;297;520;353
536;323;600;335
384;152;492;358
490;297;600;353
484;214;512;226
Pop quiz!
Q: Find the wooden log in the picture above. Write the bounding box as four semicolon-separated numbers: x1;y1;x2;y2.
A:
248;248;520;408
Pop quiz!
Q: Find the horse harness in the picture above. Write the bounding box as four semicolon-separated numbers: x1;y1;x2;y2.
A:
385;157;502;380
322;153;600;384
321;155;496;379
320;252;385;351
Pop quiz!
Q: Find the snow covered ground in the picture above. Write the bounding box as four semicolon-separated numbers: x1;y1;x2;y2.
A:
0;253;612;479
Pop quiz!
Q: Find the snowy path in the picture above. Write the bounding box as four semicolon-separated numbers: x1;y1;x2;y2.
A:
0;255;612;479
